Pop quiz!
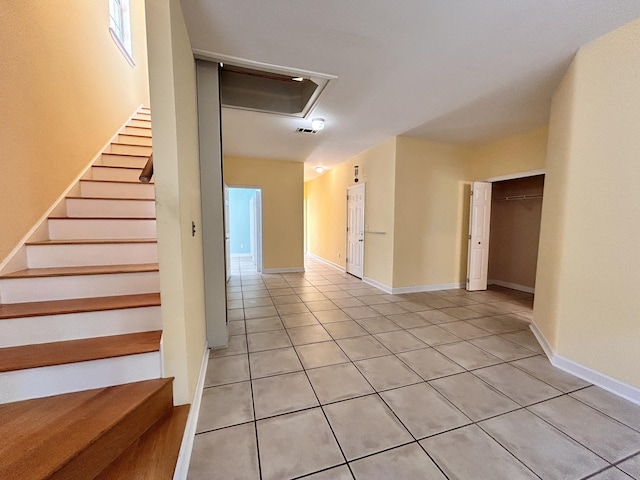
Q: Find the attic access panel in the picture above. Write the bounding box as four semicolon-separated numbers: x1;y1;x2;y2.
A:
220;64;325;117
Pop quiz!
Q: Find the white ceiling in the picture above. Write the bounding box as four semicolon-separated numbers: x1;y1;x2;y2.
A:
180;0;640;179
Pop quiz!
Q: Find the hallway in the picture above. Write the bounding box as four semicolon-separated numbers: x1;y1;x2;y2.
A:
188;258;640;480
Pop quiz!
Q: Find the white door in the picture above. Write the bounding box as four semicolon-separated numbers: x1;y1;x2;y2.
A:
346;184;365;278
467;181;492;291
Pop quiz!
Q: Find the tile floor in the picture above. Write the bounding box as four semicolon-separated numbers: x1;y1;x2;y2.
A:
188;257;640;480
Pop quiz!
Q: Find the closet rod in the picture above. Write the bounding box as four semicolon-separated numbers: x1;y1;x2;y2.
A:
497;194;543;201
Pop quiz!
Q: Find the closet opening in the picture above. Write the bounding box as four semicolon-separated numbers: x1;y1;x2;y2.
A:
488;174;545;295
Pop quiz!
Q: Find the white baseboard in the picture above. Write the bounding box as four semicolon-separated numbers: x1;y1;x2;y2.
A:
363;277;392;293
391;282;465;295
489;279;535;294
362;278;465;295
173;342;209;480
262;266;305;274
530;322;640;406
305;253;345;273
0;105;145;274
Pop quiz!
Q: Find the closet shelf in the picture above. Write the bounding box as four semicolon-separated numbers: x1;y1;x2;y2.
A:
497;194;543;201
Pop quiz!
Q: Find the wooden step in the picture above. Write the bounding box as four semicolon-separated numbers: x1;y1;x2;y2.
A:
91;165;149;183
0;378;173;480
79;179;155;199
128;119;152;129
106;143;152;156
0;293;160;320
123;126;152;137
116;134;153;147
96;405;189;480
0;330;162;373
65;196;156;218
25;239;158;268
0;264;160;303
47;216;157;240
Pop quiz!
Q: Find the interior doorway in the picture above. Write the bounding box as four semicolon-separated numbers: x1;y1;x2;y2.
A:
467;172;545;294
346;184;365;278
228;187;263;274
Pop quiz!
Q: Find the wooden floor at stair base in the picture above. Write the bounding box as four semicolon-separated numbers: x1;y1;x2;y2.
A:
0;378;173;480
96;405;190;479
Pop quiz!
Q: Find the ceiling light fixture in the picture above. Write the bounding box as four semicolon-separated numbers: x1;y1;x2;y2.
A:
315;166;324;173
292;77;304;82
311;118;325;131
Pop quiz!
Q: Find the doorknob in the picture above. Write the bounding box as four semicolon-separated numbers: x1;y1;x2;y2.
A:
359;239;363;242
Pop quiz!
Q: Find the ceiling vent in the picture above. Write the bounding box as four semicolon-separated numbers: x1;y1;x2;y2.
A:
295;127;319;134
220;64;330;117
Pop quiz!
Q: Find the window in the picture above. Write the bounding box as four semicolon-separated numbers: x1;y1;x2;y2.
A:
109;0;134;66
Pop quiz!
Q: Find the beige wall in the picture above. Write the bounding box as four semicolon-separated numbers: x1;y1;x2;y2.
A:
488;176;544;289
534;19;640;388
224;156;304;271
305;139;396;286
467;127;548;181
393;137;469;288
0;0;150;263
146;0;207;405
305;129;548;291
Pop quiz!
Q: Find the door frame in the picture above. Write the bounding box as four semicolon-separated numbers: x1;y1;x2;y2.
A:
465;168;546;291
346;183;366;278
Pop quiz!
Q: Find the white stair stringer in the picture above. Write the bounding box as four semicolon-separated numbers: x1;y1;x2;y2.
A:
0;352;162;404
0;270;160;303
26;241;158;268
0;306;161;348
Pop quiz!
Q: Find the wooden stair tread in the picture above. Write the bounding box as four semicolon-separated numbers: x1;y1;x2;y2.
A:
0;293;160;320
96;405;189;480
26;239;157;246
0;330;162;372
0;378;172;480
102;152;150;158
80;178;152;185
48;216;156;220
110;142;152;148
0;263;159;279
66;196;155;201
92;164;144;170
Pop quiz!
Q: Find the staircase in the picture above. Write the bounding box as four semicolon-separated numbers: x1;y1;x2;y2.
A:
0;107;188;479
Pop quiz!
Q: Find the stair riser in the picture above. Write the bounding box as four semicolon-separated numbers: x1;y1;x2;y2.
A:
123;126;152;137
80;181;155;199
116;134;153;146
135;112;152;120
0;306;161;348
0;352;162;404
128;119;151;128
48;219;156;240
106;144;152;156
26;243;158;268
98;154;148;168
0;271;160;303
66;198;156;218
91;166;145;182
